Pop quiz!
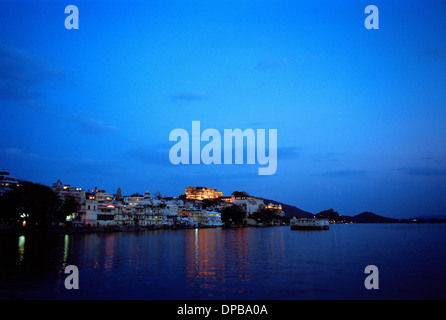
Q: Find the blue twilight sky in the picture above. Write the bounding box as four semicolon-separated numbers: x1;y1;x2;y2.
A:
1;0;445;218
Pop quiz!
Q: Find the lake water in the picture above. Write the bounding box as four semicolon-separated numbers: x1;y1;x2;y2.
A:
1;224;445;300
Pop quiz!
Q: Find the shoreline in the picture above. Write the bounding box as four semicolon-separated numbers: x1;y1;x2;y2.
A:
0;223;287;236
1;220;445;236
0;225;200;236
0;224;266;236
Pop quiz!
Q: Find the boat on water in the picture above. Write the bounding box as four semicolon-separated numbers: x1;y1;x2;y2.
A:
290;217;329;230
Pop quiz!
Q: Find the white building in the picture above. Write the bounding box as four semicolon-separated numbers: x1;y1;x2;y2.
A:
83;199;123;226
94;191;114;203
123;193;151;208
0;171;20;196
115;205;178;227
51;180;86;204
231;196;264;215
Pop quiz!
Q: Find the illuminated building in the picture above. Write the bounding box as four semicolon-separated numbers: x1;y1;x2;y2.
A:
185;186;223;200
264;203;285;216
0;171;21;196
51;179;85;202
83;199;123;226
123;193;151;208
178;206;223;226
92;187;114;203
51;179;86;224
220;196;232;203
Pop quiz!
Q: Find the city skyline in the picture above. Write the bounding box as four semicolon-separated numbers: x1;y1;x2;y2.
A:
1;0;446;218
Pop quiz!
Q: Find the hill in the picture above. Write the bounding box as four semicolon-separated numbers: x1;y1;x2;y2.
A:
315;208;353;223
352;212;398;223
315;208;339;220
261;198;314;218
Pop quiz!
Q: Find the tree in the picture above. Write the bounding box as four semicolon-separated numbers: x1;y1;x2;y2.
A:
315;208;340;221
251;208;275;224
60;195;80;222
201;198;217;209
220;204;246;226
0;181;62;227
251;208;289;224
231;191;250;197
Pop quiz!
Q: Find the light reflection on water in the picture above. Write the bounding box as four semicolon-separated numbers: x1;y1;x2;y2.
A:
1;224;446;299
17;235;25;266
184;228;253;298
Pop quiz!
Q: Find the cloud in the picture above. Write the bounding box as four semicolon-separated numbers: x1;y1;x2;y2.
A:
126;144;297;169
311;152;339;162
396;166;446;177
278;146;300;160
6;151;123;184
170;91;208;101
0;147;22;157
0;43;118;135
419;47;446;64
1;147;121;177
313;170;372;178
127;144;171;166
0;43;64;110
72;115;119;135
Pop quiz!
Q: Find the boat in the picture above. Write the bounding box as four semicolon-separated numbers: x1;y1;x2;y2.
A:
290;217;329;230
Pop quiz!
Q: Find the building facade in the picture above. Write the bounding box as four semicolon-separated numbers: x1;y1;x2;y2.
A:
0;171;21;197
231;196;265;215
185;186;223;200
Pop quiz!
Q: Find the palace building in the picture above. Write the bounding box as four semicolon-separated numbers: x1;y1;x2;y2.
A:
185;186;223;200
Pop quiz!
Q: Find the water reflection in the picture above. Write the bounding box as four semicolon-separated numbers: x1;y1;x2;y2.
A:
185;228;251;298
17;235;25;266
231;228;250;284
8;227;287;299
2;225;446;299
267;227;285;268
104;234;115;274
62;234;69;268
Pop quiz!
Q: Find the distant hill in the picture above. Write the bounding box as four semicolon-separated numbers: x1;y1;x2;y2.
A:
414;214;446;220
261;198;314;218
311;209;398;223
352;212;398;223
257;200;401;223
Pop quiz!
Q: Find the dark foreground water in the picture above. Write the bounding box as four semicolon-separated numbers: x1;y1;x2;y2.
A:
1;224;445;300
